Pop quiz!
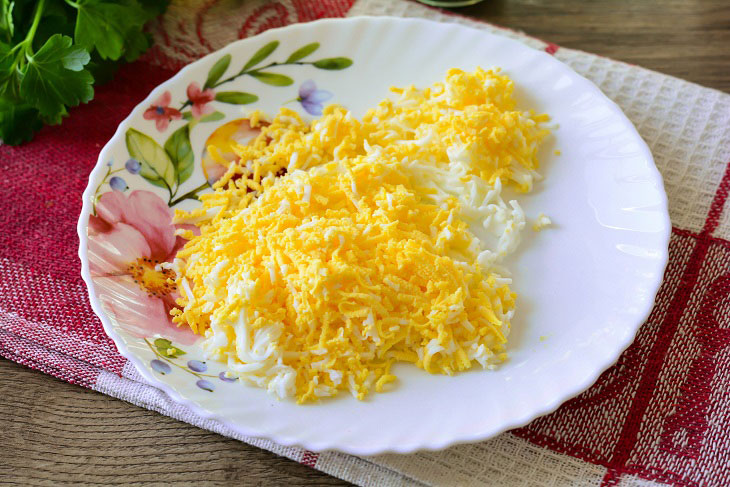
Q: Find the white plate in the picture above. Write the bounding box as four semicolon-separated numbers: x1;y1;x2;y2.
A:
78;16;670;455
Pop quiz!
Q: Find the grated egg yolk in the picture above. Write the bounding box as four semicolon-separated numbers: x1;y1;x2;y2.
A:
171;67;550;402
173;161;514;402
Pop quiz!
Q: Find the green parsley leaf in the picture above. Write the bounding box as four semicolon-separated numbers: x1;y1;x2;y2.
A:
0;0;166;144
8;0;36;41
33;1;76;50
0;0;14;42
0;41;21;99
0;97;43;144
136;0;169;18
21;33;93;122
86;52;119;85
122;28;150;63
74;0;147;61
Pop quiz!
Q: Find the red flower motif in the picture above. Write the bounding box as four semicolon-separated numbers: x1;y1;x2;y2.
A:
143;91;182;132
186;82;215;118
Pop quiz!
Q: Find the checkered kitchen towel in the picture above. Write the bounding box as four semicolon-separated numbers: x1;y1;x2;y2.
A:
1;1;729;485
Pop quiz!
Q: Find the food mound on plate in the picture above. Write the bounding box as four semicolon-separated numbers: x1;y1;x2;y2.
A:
169;68;551;403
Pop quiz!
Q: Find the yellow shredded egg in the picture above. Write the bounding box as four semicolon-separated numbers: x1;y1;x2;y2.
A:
171;68;551;403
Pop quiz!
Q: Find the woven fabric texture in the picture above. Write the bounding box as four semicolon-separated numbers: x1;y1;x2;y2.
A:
0;0;728;486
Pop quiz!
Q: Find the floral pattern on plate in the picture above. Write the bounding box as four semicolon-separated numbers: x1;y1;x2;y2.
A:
79;18;668;454
146;337;238;392
86;39;352;345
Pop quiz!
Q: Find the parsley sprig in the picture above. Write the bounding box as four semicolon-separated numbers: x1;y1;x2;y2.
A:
0;0;167;145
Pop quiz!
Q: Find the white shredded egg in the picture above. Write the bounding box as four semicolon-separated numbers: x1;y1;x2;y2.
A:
172;68;551;403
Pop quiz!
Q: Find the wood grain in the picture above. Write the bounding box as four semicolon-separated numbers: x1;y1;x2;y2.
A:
1;1;728;485
0;359;349;486
459;0;730;93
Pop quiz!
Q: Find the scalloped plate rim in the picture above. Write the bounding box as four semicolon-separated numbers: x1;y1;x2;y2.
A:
77;16;671;455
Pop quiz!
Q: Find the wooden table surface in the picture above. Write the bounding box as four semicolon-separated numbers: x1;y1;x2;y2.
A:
2;1;729;485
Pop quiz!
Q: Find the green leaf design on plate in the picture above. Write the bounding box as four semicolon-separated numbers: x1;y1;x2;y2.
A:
162;346;186;358
181;111;192;121
215;91;258;104
285;42;319;63
169;347;186;358
198;111;225;122
204;54;231;89
153;338;185;358
242;40;279;71
312;57;353;70
164;125;194;186
249;72;293;86
125;128;175;191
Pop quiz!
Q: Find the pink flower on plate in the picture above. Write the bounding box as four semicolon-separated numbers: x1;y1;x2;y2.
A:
143;91;182;132
186;82;215;118
88;190;197;345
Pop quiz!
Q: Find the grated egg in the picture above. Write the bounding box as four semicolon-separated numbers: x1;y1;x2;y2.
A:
171;68;551;403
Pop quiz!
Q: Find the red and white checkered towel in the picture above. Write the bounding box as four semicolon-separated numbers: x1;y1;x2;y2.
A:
2;1;728;485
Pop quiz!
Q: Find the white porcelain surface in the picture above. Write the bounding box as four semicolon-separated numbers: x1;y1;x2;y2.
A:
78;17;670;455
